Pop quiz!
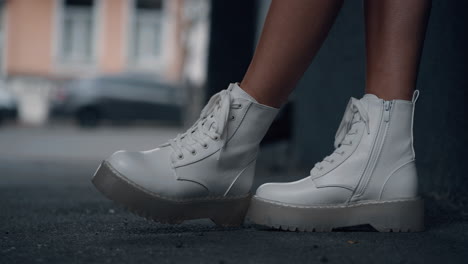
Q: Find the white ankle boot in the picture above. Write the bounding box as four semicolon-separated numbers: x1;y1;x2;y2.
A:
248;92;424;232
92;83;278;226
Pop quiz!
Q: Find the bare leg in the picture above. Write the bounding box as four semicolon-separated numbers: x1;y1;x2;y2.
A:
365;0;431;100
241;0;344;107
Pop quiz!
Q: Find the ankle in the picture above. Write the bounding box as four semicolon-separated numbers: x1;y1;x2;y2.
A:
239;81;283;108
365;84;414;101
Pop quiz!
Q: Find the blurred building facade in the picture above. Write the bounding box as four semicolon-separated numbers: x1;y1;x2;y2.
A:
1;0;190;79
0;0;210;124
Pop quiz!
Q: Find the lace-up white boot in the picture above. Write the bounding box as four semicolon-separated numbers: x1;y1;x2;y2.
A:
92;83;278;226
248;91;424;232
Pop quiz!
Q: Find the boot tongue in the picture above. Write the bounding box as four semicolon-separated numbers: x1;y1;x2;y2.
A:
361;93;380;102
228;83;258;103
358;93;381;109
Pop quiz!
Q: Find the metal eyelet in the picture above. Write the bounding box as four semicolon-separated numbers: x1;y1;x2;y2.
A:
178;154;184;160
213;136;219;141
203;144;208;149
191;150;197;155
230;115;235;121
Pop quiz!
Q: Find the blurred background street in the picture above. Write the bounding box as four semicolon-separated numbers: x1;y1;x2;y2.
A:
1;0;468;263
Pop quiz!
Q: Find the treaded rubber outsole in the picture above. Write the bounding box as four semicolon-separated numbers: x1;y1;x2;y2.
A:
247;196;424;232
92;161;251;227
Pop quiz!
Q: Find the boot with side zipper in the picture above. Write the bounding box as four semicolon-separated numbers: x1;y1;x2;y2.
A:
92;83;278;226
248;91;424;232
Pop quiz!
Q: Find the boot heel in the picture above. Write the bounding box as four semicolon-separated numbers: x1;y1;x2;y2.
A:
210;196;252;227
369;198;425;232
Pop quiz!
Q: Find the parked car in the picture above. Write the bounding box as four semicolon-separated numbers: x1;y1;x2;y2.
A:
51;74;187;127
0;88;18;125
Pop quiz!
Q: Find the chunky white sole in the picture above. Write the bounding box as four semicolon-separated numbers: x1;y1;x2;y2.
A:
247;196;424;232
92;161;251;226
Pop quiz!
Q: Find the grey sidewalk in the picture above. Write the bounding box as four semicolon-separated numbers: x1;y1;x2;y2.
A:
1;125;467;263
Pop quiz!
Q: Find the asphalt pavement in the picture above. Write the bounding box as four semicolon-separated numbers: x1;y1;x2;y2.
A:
1;124;468;264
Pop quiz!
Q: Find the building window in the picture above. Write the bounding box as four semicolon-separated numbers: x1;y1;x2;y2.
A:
131;0;164;69
60;0;95;64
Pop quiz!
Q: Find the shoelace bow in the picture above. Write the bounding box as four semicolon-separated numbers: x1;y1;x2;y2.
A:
313;97;370;171
162;89;241;162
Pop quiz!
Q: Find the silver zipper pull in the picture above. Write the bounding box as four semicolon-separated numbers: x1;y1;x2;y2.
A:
383;101;392;122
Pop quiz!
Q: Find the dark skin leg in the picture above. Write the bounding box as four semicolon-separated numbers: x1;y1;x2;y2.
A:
240;0;344;108
241;0;431;105
364;0;431;100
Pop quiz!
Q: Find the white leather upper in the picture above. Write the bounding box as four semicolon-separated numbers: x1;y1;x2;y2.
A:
106;83;278;200
256;92;419;206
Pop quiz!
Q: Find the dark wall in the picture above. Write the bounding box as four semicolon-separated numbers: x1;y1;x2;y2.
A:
206;0;257;98
292;0;468;197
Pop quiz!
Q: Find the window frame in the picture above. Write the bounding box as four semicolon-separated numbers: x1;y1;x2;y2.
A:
126;0;169;72
53;0;102;72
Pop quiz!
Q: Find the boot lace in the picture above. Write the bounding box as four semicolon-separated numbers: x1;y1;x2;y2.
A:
162;89;241;162
313;98;370;171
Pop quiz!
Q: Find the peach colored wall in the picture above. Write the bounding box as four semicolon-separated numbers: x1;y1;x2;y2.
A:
6;0;55;76
165;0;184;82
99;0;127;73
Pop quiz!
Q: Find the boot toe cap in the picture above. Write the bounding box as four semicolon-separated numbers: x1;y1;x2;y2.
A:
105;148;208;199
105;149;171;193
255;181;310;205
255;182;283;201
255;177;353;206
107;150;143;175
